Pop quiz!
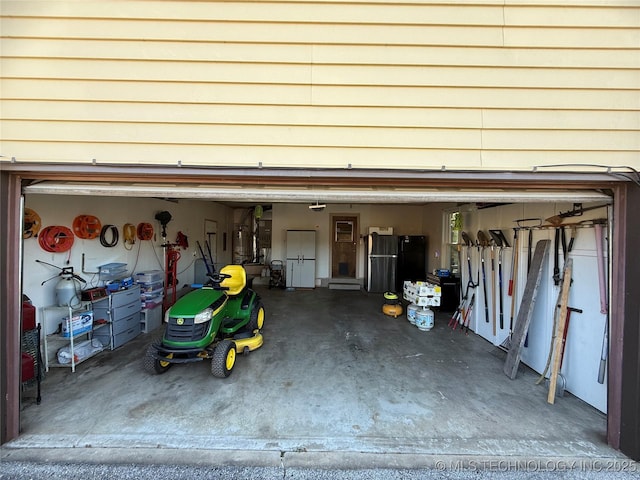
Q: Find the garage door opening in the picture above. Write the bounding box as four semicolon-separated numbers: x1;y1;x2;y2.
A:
11;177;626;462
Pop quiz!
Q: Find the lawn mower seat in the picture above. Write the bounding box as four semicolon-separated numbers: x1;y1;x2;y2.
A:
220;265;247;296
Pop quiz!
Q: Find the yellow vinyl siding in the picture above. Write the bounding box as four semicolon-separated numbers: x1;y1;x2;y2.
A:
4;101;637;132
1;1;639;171
0;143;483;169
0;101;484;128
3;79;637;110
0;18;507;46
1;121;482;150
504;27;639;48
6;38;640;68
6;59;638;89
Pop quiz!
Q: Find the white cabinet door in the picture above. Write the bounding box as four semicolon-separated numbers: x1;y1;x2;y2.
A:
297;231;316;260
298;259;316;288
287;258;315;288
286;230;316;288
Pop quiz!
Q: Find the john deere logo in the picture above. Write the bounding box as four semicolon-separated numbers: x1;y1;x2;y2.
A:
177;318;184;325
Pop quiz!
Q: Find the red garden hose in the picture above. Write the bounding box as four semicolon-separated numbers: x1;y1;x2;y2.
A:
38;226;74;253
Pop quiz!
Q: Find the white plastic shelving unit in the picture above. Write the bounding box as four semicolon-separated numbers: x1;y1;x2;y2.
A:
137;271;164;334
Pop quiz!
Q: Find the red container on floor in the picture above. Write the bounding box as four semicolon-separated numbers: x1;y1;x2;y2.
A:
21;353;35;382
22;302;36;331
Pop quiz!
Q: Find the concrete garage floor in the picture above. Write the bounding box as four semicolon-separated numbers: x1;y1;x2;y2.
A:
9;287;623;464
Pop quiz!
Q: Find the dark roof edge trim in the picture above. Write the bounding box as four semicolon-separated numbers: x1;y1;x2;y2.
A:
0;162;626;185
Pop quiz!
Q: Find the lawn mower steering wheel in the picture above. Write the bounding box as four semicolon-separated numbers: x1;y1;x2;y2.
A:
208;272;232;283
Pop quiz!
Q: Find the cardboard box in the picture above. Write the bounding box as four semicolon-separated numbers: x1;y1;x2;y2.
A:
61;311;93;337
403;280;441;297
407;295;441;307
403;281;442;307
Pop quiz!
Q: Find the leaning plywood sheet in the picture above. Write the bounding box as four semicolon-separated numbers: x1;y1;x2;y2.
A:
504;239;551;380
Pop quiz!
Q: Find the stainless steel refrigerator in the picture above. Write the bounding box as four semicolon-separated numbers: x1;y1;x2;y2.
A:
365;233;398;293
396;235;427;291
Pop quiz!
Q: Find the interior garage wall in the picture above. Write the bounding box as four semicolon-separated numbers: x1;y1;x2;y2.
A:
22;195;233;318
271;203;430;282
1;1;638;171
423;202;456;270
460;202;608;412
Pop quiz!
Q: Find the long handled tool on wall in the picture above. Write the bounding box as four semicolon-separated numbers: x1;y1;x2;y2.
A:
508;229;518;297
500;228;519;351
594;221;609;384
489;230;510;331
527;229;533;272
196;241;214;277
549;306;582;398
545;203;608;227
462;291;476;335
477;230;491;327
490;240;496;336
537;282;566;386
449;232;476;330
547;258;573;404
461;232;478;329
449;243;465;329
552;227;561;286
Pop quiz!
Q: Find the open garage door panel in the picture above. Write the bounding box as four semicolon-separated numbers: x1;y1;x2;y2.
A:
24;180;612;205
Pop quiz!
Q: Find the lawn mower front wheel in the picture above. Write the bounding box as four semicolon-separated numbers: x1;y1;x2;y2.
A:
143;344;173;375
211;339;236;378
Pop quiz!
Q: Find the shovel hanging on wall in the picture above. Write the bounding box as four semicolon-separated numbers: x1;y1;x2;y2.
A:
489;230;510;331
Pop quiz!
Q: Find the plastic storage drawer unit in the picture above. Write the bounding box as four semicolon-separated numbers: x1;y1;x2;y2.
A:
135;270;163;284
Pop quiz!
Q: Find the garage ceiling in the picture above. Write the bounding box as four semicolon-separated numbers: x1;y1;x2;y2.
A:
23;181;612;205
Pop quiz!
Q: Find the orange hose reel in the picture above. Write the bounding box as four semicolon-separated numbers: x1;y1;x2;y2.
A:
137;222;154;240
123;223;137;249
38;225;75;253
23;208;42;239
73;215;102;239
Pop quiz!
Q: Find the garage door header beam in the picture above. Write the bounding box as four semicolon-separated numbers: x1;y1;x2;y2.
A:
23;181;611;204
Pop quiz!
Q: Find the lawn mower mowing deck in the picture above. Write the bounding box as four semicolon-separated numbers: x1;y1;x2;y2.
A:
144;265;265;378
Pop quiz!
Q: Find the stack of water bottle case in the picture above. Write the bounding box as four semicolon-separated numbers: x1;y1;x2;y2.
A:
403;280;441;331
136;270;164;334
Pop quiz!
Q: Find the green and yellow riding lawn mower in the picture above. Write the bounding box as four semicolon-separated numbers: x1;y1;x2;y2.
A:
144;265;265;377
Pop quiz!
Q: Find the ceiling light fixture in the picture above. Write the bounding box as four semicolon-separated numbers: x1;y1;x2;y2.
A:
309;201;326;211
